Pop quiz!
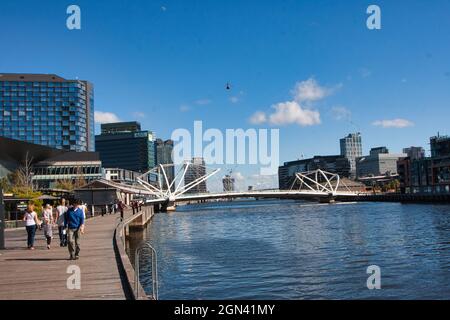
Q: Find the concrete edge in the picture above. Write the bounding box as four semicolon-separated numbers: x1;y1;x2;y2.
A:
113;210;150;300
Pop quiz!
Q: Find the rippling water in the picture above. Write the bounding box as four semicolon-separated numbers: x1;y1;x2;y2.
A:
132;200;450;300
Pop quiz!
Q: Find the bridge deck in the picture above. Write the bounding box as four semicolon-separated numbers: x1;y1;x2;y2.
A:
0;211;133;300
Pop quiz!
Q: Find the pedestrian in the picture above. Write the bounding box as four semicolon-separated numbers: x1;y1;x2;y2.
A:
56;199;68;247
42;204;54;250
23;203;40;250
64;199;85;260
118;200;126;221
108;203;113;215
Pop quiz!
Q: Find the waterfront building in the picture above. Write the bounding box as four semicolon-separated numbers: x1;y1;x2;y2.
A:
403;146;425;160
356;147;406;178
95;121;156;173
340;133;362;178
278;155;351;190
103;168;148;185
32;152;102;189
222;175;235;192
430;134;450;157
155;139;175;190
0;73;95;152
398;135;450;194
184;158;207;194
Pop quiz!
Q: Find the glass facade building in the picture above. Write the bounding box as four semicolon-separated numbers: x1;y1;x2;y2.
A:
95;122;156;173
0;73;94;152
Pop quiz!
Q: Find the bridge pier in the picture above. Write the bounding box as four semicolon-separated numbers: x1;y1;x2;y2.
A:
318;194;336;204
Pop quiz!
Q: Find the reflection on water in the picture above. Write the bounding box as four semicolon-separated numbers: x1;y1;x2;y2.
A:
130;200;450;300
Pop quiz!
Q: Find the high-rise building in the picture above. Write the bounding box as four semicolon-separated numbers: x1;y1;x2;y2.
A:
155;139;174;190
403;146;425;160
0;73;95;152
95;121;156;173
184;157;207;194
340;133;362;177
222;175;235;192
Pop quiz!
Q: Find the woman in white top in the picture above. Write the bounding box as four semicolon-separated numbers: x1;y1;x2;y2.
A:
22;203;40;250
42;204;54;249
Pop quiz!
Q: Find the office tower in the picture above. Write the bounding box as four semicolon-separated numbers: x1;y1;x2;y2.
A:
155;139;175;190
340;133;362;177
403;146;425;160
0;73;94;152
95;121;156;173
184;157;207;194
430;134;450;157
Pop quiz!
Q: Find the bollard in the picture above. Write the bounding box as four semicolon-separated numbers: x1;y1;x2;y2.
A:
0;187;5;250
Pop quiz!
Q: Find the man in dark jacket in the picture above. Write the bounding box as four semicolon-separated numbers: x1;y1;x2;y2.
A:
64;199;85;260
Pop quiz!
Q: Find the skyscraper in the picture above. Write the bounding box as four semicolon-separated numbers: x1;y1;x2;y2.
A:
340;133;362;177
0;73;95;152
184;157;207;194
95;121;156;173
155;139;175;190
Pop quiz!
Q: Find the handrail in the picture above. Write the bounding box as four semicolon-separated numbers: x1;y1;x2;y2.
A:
134;241;158;300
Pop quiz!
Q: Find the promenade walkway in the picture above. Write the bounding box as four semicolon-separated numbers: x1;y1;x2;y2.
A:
0;211;133;300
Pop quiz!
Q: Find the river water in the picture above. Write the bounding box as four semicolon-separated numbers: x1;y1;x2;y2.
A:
133;200;450;300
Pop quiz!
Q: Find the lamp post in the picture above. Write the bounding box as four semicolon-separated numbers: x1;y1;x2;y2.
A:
0;186;5;250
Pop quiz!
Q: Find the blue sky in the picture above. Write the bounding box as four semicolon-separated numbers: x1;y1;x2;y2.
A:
1;0;450;188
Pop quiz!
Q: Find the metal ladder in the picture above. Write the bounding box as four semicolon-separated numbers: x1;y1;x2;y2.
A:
134;241;158;300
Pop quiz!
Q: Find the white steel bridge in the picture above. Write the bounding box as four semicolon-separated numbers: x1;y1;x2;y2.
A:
135;164;360;211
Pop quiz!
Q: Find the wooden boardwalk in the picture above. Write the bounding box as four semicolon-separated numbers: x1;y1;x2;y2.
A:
0;211;133;300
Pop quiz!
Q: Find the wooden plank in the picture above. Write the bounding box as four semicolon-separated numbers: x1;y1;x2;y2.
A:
0;210;134;300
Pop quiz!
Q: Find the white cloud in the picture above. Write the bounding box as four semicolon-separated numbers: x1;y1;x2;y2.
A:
249;111;267;124
331;106;352;121
229;96;239;103
291;78;335;102
247;78;337;127
359;67;372;78
94;111;120;124
268;101;321;126
372;119;414;128
132;111;146;119
179;105;190;112
195;99;212;105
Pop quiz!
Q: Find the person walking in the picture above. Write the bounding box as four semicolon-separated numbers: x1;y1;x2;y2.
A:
118;200;126;221
23;203;40;250
64;199;85;260
56;199;68;247
42;204;54;250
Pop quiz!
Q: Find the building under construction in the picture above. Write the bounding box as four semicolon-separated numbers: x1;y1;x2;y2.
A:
184;158;207;194
222;175;235;192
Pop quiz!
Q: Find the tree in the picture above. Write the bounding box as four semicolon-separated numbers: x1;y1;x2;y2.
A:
15;152;34;191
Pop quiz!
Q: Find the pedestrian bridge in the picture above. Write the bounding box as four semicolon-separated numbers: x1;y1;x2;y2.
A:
136;164;361;211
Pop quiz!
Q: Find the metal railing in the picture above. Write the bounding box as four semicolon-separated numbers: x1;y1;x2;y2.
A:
134;241;158;300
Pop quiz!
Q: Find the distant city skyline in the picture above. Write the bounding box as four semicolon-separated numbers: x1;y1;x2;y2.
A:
1;0;450;189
